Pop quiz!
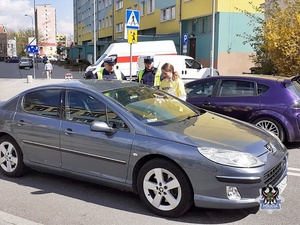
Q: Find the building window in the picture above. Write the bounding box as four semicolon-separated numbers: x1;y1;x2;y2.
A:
116;0;123;10
105;17;108;27
199;18;205;33
116;23;123;33
140;1;145;16
160;6;175;22
147;0;155;14
109;15;112;26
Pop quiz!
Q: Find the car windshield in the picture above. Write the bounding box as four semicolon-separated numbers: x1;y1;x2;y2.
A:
103;86;199;125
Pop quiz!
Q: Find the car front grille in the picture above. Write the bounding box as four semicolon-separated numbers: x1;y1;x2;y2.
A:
263;157;286;186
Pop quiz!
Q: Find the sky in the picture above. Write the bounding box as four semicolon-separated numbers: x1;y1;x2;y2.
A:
0;0;73;35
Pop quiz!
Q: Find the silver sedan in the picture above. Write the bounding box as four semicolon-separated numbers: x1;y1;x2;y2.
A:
0;80;288;217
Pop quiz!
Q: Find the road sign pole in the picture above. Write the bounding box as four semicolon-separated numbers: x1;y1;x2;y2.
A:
130;43;132;80
33;54;36;79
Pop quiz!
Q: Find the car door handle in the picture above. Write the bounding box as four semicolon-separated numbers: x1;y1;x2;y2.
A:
17;120;27;126
64;128;75;135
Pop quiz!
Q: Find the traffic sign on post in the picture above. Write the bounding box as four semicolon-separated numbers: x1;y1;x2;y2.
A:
26;45;39;53
128;29;138;44
182;34;188;54
126;9;140;30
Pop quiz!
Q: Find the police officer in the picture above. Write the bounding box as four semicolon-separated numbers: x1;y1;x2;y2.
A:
96;56;126;80
137;56;162;87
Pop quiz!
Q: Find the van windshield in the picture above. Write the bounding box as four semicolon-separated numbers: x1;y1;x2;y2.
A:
94;54;107;66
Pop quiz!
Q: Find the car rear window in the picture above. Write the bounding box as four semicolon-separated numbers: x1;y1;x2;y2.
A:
286;81;300;97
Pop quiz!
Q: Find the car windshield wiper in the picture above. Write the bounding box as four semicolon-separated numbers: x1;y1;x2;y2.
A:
178;113;199;122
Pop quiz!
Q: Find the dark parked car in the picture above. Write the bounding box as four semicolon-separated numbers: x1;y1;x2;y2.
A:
185;74;300;143
0;80;288;217
5;57;20;63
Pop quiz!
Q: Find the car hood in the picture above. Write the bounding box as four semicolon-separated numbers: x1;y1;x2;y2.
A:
146;111;274;156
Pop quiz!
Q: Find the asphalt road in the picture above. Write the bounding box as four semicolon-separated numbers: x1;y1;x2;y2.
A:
0;61;300;225
0;61;85;80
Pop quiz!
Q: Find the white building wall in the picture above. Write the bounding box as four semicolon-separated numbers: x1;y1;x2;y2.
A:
7;38;17;57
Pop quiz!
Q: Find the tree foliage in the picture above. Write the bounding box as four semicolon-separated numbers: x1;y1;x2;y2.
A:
7;28;45;57
262;0;300;76
237;0;300;76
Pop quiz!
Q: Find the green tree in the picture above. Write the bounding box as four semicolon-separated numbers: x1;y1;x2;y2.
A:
7;28;32;57
7;28;45;57
262;0;300;76
237;0;300;76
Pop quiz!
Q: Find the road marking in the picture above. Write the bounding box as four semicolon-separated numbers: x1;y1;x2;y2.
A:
288;167;300;177
0;211;43;225
288;167;300;172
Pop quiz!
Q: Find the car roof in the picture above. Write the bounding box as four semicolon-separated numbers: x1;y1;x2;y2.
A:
185;74;298;86
27;79;142;93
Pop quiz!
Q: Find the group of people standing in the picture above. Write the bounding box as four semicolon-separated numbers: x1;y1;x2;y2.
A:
137;56;186;101
87;55;186;101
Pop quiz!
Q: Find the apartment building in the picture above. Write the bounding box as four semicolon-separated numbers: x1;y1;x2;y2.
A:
36;4;57;56
71;0;264;74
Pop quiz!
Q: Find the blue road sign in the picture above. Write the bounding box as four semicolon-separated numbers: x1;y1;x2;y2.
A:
126;9;140;30
26;45;39;53
183;34;188;45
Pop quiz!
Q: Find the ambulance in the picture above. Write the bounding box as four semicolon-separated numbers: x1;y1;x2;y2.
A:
84;40;177;80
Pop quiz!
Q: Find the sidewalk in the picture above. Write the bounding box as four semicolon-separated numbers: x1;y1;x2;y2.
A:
0;78;73;101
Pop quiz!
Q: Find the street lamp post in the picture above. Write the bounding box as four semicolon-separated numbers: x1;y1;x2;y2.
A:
210;0;216;76
25;14;36;79
25;14;34;36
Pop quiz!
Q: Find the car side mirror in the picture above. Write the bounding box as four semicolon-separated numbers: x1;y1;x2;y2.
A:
90;121;116;135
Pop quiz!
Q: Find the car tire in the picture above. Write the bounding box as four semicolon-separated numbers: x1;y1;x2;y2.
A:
0;135;26;177
253;117;285;142
137;158;193;217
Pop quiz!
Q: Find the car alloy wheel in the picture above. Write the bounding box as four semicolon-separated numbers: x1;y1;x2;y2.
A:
254;117;285;142
137;158;193;217
0;135;26;177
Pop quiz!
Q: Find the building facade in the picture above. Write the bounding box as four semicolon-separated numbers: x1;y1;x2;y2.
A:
36;4;57;56
72;0;264;74
0;25;8;61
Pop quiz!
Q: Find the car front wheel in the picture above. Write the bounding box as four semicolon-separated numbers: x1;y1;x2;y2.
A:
0;135;26;177
137;158;193;217
253;117;285;142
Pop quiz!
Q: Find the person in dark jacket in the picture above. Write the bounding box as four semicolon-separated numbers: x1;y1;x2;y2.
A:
137;56;161;87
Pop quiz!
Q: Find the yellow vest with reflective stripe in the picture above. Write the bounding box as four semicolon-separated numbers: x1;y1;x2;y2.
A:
97;69;122;80
138;68;161;86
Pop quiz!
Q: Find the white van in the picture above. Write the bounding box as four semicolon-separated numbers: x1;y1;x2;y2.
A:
137;55;219;83
84;40;177;80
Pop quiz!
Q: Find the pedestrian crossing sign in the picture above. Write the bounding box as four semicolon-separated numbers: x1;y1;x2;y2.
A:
128;29;138;44
126;9;140;30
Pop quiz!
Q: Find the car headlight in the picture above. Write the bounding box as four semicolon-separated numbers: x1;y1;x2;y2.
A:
197;147;265;168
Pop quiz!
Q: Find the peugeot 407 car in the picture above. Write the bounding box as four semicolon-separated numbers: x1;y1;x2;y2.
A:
0;80;288;217
185;74;300;143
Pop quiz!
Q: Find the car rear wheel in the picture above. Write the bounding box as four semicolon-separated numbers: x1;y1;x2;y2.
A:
137;158;193;217
0;135;26;177
253;117;285;142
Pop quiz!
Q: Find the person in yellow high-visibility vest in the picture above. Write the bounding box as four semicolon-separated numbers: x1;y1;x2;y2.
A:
97;57;126;80
137;56;162;88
